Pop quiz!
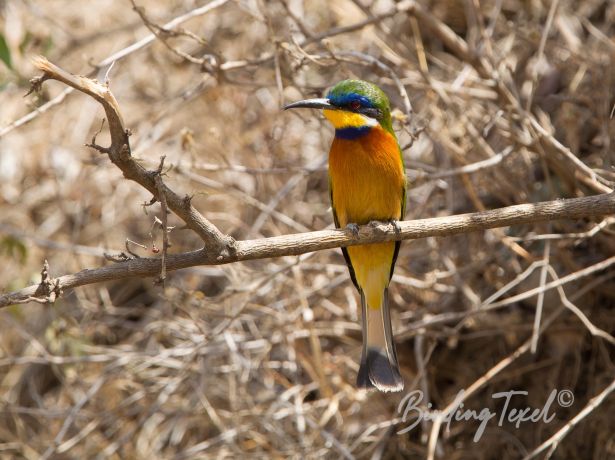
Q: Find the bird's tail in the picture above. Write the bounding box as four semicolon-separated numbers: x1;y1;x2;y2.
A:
356;288;404;392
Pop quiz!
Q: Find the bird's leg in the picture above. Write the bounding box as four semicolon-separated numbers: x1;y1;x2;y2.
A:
346;223;360;238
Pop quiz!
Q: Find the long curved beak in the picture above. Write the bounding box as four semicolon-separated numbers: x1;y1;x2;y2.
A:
283;98;336;110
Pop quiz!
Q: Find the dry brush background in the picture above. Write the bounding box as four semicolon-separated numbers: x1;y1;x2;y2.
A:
1;0;615;459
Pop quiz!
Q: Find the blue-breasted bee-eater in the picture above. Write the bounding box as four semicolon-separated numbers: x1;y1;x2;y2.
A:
285;80;406;392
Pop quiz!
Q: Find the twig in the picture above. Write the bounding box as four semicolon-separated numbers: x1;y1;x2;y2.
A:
505;217;615;242
530;240;550;353
423;146;514;180
0;87;73;138
130;0;212;66
0;223;116;258
523;378;615;460
280;0;314;39
425;337;532;459
398;0;613;194
483;252;615;310
177;166;310;233
414;333;436;447
95;0;229;68
0;0;230;139
546;265;615;345
40;375;107;460
525;0;559;111
153;156;169;283
528;117;613;193
425;303;570;460
399;262;615;338
248;154;327;236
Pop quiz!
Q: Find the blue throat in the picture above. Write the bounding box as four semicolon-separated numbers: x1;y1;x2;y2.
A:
335;126;371;140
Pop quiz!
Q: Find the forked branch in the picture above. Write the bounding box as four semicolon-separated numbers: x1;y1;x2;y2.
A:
29;57;233;254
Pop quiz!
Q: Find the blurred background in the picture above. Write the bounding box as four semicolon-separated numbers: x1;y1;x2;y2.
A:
1;0;614;458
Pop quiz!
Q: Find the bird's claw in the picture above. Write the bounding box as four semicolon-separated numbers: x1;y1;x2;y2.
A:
367;220;401;235
346;223;360;238
390;219;402;235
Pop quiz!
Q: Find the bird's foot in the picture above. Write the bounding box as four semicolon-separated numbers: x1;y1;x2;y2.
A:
389;219;402;235
346;223;360;238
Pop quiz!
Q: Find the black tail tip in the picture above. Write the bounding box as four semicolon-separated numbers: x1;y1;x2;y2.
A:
357;348;404;392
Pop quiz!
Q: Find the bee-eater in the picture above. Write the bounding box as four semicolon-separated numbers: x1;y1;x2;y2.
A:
284;80;406;392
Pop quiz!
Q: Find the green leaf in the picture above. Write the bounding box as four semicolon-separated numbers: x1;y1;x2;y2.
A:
19;31;32;55
0;235;27;264
0;34;13;70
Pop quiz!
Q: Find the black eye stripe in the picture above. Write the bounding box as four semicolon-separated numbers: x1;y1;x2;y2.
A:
330;98;382;119
360;108;382;118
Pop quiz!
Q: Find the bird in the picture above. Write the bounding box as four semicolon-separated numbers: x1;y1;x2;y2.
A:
284;79;406;392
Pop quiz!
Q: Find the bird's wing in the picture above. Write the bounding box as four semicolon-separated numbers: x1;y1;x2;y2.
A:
330;179;359;290
389;148;406;280
388;183;405;281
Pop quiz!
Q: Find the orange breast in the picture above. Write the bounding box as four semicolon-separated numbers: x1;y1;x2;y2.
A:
329;126;406;309
329;126;405;227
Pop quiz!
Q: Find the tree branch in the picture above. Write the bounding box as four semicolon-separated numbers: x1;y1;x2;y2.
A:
2;192;614;308
10;58;614;310
29;56;233;254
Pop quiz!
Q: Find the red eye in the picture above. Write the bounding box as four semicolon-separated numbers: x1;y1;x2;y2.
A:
349;100;361;110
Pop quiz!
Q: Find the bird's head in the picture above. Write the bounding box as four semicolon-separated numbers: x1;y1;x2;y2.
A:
284;79;394;137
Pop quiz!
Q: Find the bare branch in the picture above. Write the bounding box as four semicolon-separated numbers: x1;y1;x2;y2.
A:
0;0;230;139
153;156;170;283
399;0;613;194
1;192;613;308
530;240;551;353
29;57;233;254
524;378;615;460
425;307;563;460
424;259;615;460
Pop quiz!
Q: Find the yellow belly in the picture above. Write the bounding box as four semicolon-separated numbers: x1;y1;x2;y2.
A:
329;127;405;309
347;243;395;309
